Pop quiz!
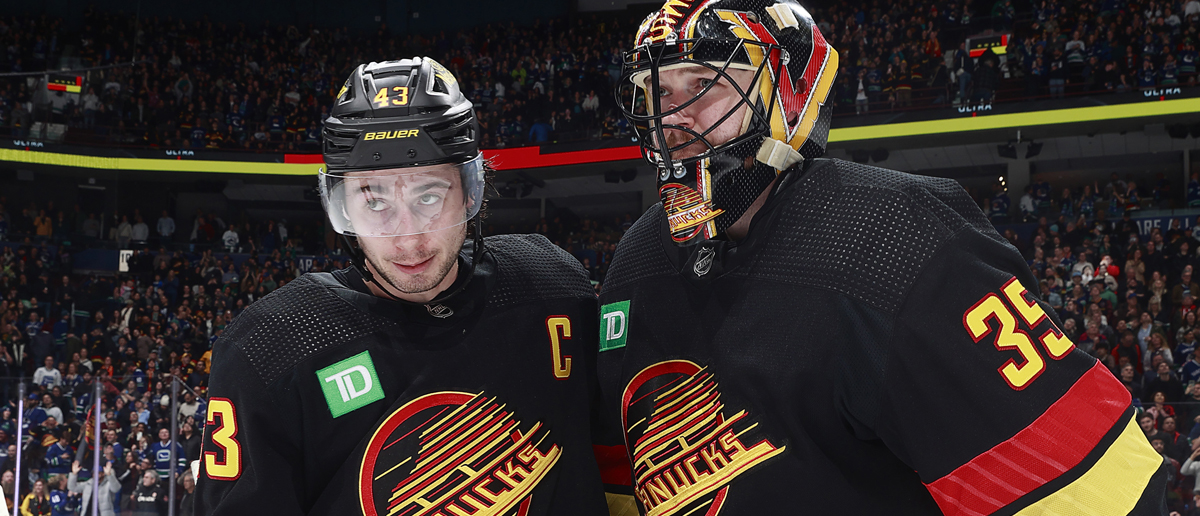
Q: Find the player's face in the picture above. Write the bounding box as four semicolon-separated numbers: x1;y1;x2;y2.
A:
652;65;756;161
357;224;466;303
345;164;470;303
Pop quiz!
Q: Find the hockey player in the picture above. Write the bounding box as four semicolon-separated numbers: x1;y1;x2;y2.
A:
595;0;1170;514
195;58;609;515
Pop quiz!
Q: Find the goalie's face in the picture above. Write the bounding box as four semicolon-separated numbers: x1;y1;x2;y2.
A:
650;65;757;162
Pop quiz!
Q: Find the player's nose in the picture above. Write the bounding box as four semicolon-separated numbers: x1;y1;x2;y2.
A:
661;101;694;129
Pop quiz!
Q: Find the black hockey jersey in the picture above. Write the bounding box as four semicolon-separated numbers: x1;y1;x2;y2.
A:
195;234;609;516
595;159;1169;516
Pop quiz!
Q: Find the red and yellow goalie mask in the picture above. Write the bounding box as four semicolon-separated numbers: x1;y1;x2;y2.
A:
617;0;838;245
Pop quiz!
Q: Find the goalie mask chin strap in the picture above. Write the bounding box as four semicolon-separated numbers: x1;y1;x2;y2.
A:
342;221;485;308
756;137;804;171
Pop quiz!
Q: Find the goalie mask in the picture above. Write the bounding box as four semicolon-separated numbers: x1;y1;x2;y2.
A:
617;0;838;245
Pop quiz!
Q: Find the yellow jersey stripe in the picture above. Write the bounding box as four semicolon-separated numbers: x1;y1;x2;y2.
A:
1014;416;1162;516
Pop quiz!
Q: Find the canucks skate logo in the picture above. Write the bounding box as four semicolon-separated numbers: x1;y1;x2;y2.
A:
660;158;722;244
635;0;701;44
621;361;784;516
359;391;560;516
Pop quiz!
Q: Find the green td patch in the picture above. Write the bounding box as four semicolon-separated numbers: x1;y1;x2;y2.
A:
317;350;384;418
600;300;630;352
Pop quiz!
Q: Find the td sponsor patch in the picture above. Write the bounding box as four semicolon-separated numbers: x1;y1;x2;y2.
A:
600;301;630;352
317;351;384;418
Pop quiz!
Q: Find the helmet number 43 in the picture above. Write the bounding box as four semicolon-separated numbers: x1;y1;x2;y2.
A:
374;86;409;108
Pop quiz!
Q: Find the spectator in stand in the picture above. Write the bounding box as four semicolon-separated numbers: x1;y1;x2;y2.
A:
177;470;195;516
130;470;167;516
221;227;238;254
1178;325;1200;365
130;217;149;248
43;435;71;479
1162;415;1190;462
1142;412;1161;440
1148;434;1182;494
47;474;73;516
33;357;61;390
1149;331;1177;372
19;479;51;516
1114;331;1145;377
1148;360;1187;402
149;427;185;483
40;395;62;425
1148;390;1179;422
1180;439;1200;498
69;461;119;516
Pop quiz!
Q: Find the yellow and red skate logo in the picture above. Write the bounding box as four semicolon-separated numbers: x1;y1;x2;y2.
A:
622;361;784;516
359;392;561;516
636;0;701;44
661;182;722;242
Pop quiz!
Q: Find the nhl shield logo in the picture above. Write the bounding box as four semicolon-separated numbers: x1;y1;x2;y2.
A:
621;361;785;516
426;304;454;319
359;391;561;516
693;246;716;277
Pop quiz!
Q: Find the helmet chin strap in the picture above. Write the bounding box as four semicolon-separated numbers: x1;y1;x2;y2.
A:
343;221;485;308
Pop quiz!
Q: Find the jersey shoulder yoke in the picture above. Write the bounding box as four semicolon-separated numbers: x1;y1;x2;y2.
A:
217;274;391;386
484;233;595;308
753;158;1007;314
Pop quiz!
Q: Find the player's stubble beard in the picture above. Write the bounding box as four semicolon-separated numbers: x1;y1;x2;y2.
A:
362;223;466;297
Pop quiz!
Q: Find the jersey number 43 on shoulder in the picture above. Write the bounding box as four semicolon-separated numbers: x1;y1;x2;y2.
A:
963;278;1076;391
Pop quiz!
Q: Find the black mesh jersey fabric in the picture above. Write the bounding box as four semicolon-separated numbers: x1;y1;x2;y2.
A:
602;205;675;293
219;274;391;386
745;158;1007;314
485;233;596;308
605;158;1008;316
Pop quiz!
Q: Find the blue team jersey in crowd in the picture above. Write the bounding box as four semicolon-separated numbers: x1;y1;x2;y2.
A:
1188;180;1200;207
49;489;74;516
150;441;186;480
1181;360;1200;386
45;441;72;475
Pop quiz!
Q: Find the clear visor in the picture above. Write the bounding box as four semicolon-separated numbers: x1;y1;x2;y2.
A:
320;154;485;237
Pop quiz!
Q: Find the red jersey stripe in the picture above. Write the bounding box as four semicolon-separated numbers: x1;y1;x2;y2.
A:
924;361;1130;516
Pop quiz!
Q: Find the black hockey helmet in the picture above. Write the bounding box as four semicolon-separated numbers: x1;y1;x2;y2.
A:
323;57;479;172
